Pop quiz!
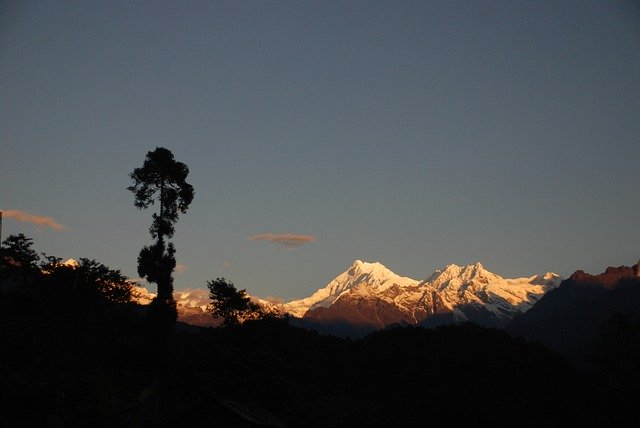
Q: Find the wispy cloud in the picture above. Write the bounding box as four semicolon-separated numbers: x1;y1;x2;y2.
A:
249;233;317;250
2;209;69;231
176;263;188;274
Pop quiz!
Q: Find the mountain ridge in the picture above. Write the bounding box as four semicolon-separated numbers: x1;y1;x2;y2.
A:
507;260;640;367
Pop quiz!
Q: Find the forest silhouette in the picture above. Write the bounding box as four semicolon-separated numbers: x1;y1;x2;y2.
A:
1;148;638;427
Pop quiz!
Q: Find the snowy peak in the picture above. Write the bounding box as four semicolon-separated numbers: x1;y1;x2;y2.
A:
529;272;562;287
345;260;415;286
63;258;79;268
347;259;383;275
416;262;564;321
283;260;419;317
425;262;504;291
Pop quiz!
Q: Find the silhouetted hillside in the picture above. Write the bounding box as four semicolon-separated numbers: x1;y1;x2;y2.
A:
0;283;601;426
508;262;640;366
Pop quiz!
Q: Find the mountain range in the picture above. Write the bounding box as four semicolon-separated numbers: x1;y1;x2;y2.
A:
283;260;561;336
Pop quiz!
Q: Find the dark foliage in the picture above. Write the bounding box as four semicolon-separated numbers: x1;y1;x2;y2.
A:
137;241;177;291
128;147;194;241
41;259;132;304
43;258;132;303
0;288;151;426
207;277;262;326
75;258;133;304
1;234;132;304
0;233;40;282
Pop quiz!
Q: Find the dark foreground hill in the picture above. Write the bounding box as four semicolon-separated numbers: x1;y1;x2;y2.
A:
1;280;632;427
508;262;640;366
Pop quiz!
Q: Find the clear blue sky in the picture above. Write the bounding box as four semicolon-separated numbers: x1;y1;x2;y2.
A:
2;0;639;300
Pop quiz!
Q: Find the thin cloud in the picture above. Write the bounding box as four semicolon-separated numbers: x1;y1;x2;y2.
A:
248;233;317;250
2;209;69;231
176;263;188;274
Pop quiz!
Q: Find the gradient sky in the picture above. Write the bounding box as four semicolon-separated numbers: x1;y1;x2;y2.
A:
2;0;639;300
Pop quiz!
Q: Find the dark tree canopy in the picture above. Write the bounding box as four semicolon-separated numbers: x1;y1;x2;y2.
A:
76;258;133;304
137;241;176;288
207;277;262;327
40;257;133;304
0;233;132;304
128;147;194;240
2;233;40;267
1;233;40;280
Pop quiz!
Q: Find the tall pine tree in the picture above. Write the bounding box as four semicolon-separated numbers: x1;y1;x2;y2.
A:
128;147;194;323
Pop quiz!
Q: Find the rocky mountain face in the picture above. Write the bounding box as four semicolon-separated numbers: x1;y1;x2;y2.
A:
284;260;561;336
507;261;640;367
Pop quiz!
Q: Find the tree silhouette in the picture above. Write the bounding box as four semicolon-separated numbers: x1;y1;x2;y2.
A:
76;258;133;303
207;278;262;326
0;233;40;282
128;147;194;319
39;256;133;303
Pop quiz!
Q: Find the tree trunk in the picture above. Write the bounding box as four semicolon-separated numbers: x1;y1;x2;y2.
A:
157;176;169;301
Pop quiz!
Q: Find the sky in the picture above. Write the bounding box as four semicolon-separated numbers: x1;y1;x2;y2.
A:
1;0;639;301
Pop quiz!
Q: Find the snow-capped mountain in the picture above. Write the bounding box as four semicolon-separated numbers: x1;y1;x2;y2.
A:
288;260;561;333
421;262;561;325
284;260;419;317
131;286;219;327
